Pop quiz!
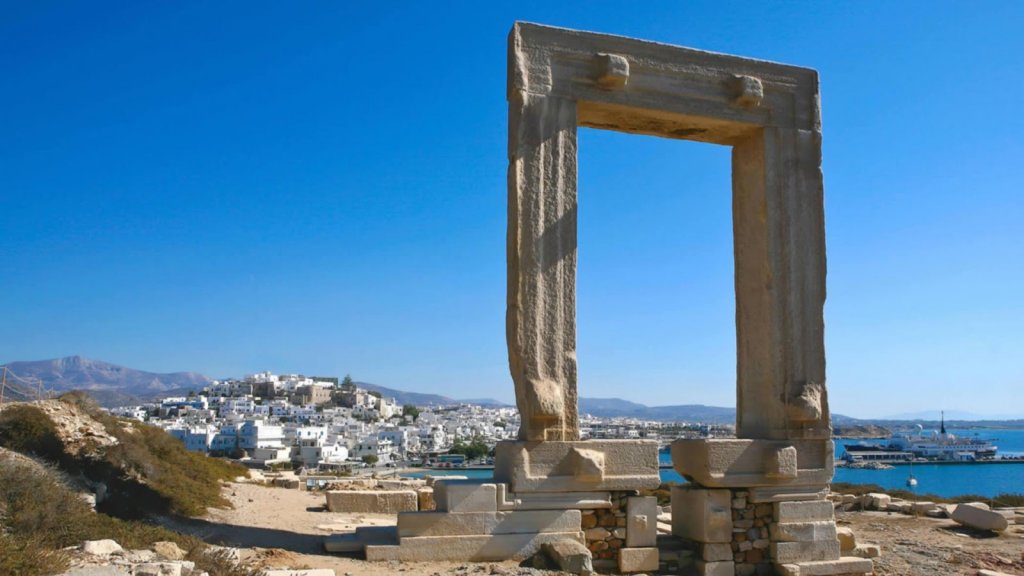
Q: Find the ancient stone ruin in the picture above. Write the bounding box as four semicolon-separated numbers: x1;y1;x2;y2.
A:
328;22;872;576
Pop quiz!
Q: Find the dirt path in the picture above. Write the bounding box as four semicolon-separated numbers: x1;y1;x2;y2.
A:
840;510;1024;576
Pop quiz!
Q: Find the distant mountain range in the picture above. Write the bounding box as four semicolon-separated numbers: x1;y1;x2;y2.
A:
0;356;211;407
1;357;1020;425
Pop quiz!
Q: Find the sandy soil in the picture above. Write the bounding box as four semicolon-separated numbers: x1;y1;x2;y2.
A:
173;481;564;575
840;509;1024;576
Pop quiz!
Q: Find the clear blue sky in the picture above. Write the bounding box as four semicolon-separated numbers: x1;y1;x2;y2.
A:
2;2;1022;418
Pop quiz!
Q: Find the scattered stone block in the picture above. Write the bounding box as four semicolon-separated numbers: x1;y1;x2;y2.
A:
618;546;658;573
398;510;581;538
863;493;891;510
82;539;124;556
776;556;873;575
325;490;417;514
542;539;593;575
910;501;937;514
835;526;856;552
771;540;841;564
671;486;733;543
774;500;834;522
852;543;880;558
952;504;1009;532
626;496;657;547
264;571;336;576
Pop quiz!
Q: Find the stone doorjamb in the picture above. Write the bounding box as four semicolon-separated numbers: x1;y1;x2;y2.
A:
507;22;829;442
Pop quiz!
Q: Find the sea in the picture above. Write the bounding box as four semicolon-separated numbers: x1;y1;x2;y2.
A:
403;428;1024;498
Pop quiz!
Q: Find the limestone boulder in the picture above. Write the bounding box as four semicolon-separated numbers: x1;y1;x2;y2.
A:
151;541;187;561
542;539;593;575
82;539;124;556
952;504;1009;532
835;526;856;552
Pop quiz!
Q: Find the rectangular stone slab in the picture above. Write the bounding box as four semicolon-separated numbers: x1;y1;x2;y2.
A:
618;547;659;573
626;496;658;547
670;486;733;543
397;510;581;537
771;540;841;564
325;490;418;514
776;557;874;576
365;531;585;562
434;480;497;513
494;440;660;492
500;487;613;511
671;438;833;488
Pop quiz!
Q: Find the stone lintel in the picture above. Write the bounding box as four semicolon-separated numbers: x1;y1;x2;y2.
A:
671;438;833;488
494;440;660;492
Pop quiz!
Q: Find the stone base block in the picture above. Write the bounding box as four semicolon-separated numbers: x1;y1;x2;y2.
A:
671;439;833;488
618;547;658;573
323;526;398;553
494;440;660;492
748;485;830;503
396;510;581;537
774;500;834;522
695;560;734;576
771;540;840;564
500;485;612;510
365;531;584;562
434;480;497;512
770;521;838;542
671;486;733;543
325;490;417;514
776;556;873;576
626;496;657;547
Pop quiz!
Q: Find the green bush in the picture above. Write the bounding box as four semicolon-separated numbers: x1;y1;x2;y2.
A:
0;405;70;467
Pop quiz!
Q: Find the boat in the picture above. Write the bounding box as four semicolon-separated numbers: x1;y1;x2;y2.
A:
842;412;997;462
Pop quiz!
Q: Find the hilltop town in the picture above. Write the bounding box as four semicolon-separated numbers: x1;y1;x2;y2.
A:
108;371;731;473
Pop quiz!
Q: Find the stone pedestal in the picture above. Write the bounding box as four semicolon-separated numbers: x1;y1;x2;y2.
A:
495;440;661;492
670;440;871;575
671;438;833;490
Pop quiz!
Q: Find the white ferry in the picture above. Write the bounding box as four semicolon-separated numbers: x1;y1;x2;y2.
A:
842;413;998;462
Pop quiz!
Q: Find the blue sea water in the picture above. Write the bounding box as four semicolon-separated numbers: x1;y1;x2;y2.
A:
403;429;1024;498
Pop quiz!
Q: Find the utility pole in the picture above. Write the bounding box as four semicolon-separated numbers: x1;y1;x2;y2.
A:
0;366;6;404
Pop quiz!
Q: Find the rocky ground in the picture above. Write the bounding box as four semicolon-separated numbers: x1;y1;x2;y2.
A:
839;510;1024;576
59;481;1024;576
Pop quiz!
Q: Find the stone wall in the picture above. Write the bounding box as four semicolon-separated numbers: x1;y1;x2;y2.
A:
582;491;631;562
